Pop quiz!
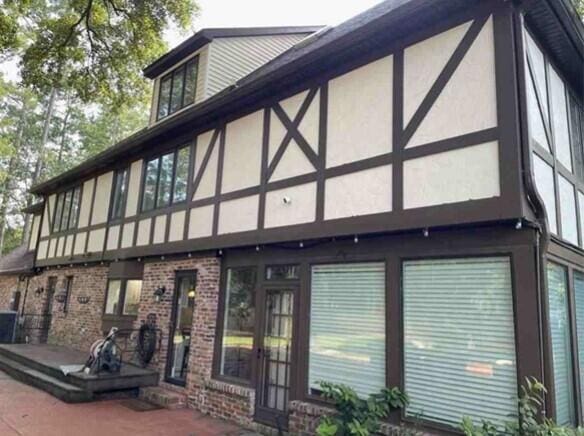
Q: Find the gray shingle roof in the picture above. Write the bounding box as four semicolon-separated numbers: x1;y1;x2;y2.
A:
0;245;35;275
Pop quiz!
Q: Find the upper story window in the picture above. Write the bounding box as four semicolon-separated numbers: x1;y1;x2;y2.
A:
142;145;190;212
52;186;81;232
110;167;129;220
157;57;199;121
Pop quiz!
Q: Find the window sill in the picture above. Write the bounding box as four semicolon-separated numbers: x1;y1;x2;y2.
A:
206;378;255;399
101;315;137;333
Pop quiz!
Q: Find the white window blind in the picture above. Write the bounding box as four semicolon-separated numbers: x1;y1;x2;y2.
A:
547;262;575;426
309;262;386;397
574;271;584;415
403;257;517;427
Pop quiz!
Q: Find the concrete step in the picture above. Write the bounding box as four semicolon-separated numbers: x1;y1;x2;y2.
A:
0;345;71;383
139;386;187;409
0;353;92;403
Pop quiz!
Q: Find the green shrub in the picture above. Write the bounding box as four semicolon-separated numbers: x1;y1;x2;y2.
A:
460;377;584;436
315;381;409;436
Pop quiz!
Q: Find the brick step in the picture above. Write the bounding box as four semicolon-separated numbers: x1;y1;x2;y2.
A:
139;386;187;409
0;353;92;403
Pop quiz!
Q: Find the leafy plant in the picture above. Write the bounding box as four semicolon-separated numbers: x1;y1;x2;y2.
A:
461;377;584;436
315;381;409;436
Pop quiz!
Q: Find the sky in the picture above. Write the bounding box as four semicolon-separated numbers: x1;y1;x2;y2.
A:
166;0;385;45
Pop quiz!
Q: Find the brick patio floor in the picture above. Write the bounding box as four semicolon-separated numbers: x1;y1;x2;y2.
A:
0;370;248;436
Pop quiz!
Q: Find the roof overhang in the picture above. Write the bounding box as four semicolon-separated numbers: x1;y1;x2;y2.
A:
21;202;44;215
143;26;324;79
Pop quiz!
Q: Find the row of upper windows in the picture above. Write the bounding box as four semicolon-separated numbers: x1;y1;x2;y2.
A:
156;57;199;121
51;143;191;234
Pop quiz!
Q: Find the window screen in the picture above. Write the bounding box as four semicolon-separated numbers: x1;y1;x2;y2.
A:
403;257;517;427
309;262;386;397
533;154;558;234
558;175;578;246
547;262;576;426
574;270;584;415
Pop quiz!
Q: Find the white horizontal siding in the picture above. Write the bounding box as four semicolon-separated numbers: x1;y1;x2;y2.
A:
206;34;308;99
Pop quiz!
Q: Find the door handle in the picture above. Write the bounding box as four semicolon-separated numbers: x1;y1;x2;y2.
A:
256;347;262;359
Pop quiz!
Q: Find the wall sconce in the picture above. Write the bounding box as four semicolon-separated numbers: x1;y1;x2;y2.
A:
34;287;44;297
54;293;67;303
154;286;166;302
77;295;91;305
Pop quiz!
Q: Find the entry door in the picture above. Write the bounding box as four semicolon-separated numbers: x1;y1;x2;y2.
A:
255;288;295;428
166;271;197;385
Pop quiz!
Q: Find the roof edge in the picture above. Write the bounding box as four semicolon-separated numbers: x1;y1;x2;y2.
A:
143;25;324;79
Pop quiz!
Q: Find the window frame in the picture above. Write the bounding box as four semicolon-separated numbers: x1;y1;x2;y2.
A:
51;186;82;233
62;276;73;313
109;166;130;221
156;55;199;121
140;144;191;213
546;251;584;426
102;278;143;318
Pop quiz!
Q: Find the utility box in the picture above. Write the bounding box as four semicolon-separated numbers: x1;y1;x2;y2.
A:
0;311;18;343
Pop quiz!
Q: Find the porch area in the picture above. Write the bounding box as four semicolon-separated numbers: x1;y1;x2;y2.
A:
0;344;159;403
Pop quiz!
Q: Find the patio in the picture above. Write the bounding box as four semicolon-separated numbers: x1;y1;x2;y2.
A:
0;369;250;436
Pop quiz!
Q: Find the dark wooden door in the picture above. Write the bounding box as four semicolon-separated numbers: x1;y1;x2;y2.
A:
254;287;295;430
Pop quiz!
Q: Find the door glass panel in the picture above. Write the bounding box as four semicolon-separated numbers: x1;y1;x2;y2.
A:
168;274;196;383
266;265;299;280
220;267;256;380
259;290;294;412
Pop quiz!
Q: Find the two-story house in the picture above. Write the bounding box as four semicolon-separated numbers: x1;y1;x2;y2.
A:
1;0;583;433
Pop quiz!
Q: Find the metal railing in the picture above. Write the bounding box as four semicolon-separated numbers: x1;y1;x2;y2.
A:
16;314;52;344
113;327;163;367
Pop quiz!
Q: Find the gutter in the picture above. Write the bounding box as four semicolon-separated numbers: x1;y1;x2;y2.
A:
512;7;553;418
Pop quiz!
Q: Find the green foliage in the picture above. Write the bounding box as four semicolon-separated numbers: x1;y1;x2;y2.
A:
573;0;584;19
315;381;409;436
461;377;584;436
10;0;199;108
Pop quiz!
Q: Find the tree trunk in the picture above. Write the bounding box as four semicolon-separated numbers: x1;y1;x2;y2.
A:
22;86;57;243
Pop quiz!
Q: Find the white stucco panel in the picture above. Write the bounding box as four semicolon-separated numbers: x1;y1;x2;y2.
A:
56;236;65;257
48;238;57;258
271;138;315;182
91;172;114;225
193;132;219;200
265;182;317;229
136;218;152;246
218;195;259;234
327;56;393;167
28;215;40;251
106;225;120;251
404;20;471;124
325;165;392;220
37;240;48;260
65;235;74;257
168;210;186;242
77;179;95;228
73;232;86;255
153;215;167;244
41;195;56;237
279;89;319;155
222;111;263;193
407;17;497;148
87;228;106;253
125;160;143;217
403;141;500;209
188;205;214;239
121;222;135;248
194;130;215;179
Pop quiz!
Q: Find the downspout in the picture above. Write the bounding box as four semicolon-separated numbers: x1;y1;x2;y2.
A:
512;6;554;418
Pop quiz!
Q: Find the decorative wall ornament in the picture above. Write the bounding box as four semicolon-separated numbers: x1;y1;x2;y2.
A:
34;287;44;296
77;295;91;305
54;293;67;303
154;286;166;302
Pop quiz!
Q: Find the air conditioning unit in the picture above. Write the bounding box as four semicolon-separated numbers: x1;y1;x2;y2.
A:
0;311;18;343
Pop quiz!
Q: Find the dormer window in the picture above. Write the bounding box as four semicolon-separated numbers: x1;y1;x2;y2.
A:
157;57;199;121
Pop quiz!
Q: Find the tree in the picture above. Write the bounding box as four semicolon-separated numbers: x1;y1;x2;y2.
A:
573;0;584;19
16;0;199;108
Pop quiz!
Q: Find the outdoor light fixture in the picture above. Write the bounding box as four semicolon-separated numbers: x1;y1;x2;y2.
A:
154;286;166;302
423;228;429;237
54;293;67;303
515;219;522;230
187;288;196;299
34;287;44;296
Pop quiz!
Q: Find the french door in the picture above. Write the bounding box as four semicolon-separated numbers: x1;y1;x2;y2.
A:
255;287;296;429
166;271;197;385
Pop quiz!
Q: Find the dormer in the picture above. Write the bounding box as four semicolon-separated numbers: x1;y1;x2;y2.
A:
144;26;322;125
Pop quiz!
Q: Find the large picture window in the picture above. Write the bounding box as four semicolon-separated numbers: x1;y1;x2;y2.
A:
219;267;256;381
547;262;576;426
104;279;143;317
574;270;584;413
403;257;517;427
157;57;198;120
309;262;386;397
52;186;81;232
141;145;191;212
